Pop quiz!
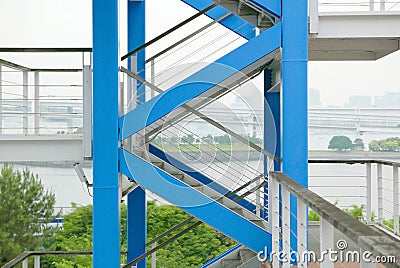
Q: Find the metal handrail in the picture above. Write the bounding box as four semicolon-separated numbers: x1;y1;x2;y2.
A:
122;175;267;268
309;159;400;166
0;58;83;72
121;4;217;61
2;250;126;268
270;171;400;268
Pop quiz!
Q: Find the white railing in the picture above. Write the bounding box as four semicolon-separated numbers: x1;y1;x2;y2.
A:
269;171;400;268
309;159;400;236
0;49;93;158
309;0;400;33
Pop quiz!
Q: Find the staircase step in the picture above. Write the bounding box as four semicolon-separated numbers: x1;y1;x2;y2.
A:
170;172;185;180
238;2;258;16
132;149;145;158
120;149;273;253
231;207;245;217
239;248;256;263
151;161;164;169
250;219;267;229
221;259;242;268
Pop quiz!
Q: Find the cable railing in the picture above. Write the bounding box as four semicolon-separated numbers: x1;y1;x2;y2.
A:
314;0;400;12
309;159;400;236
120;4;255;109
0;50;91;137
122;176;266;268
135;126;266;213
269;171;400;268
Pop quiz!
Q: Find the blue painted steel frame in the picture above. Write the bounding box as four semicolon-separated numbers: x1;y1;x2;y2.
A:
180;0;256;40
92;0;121;267
127;1;146;267
149;144;256;212
281;0;309;257
119;23;281;140
120;148;272;254
264;69;281;222
200;244;242;268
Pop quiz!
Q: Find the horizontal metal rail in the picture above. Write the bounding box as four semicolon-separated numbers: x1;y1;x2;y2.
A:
0;48;92;52
2;250;126;268
145;12;231;63
0;59;83;72
309;159;400;166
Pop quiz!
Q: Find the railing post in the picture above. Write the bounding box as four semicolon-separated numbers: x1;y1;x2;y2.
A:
380;0;386;11
377;164;383;224
34;71;39;135
282;187;291;268
0;64;2;134
393;165;399;234
270;174;280;268
150;59;155;99
297;199;307;268
370;0;375;11
151;242;156;268
126;55;137;152
366;163;372;224
34;255;40;268
320;218;334;268
83;65;93;159
309;0;319;34
23;71;28;135
22;258;28;268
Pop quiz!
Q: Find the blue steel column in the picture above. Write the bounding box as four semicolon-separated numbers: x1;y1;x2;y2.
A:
281;0;309;256
127;0;146;267
263;69;281;220
92;0;121;267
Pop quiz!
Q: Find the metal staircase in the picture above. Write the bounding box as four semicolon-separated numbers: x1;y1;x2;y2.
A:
91;0;308;265
115;2;285;267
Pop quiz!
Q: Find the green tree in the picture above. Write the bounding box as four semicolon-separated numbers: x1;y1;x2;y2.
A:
0;164;57;265
328;135;353;151
369;137;400;152
369;140;380;151
49;201;233;267
352;138;364;151
48;203;127;267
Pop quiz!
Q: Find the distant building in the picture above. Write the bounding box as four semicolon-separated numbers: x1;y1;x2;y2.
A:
344;95;371;108
374;92;400;108
309;88;321;107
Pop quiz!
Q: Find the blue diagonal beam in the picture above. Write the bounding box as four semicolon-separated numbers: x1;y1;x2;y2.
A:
119;148;272;253
149;144;257;212
119;23;281;141
249;0;280;17
180;0;256;40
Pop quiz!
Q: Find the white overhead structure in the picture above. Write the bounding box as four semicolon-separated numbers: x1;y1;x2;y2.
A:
309;0;400;60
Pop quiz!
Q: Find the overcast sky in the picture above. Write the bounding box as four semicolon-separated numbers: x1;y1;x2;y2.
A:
0;0;399;106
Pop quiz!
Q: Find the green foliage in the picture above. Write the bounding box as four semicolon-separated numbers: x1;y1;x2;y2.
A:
147;201;234;267
344;204;365;220
369;137;400;152
214;134;232;145
308;210;320;221
352;138;364;151
0;164;57;266
48;201;233;267
47;203;127;267
328;135;353;151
